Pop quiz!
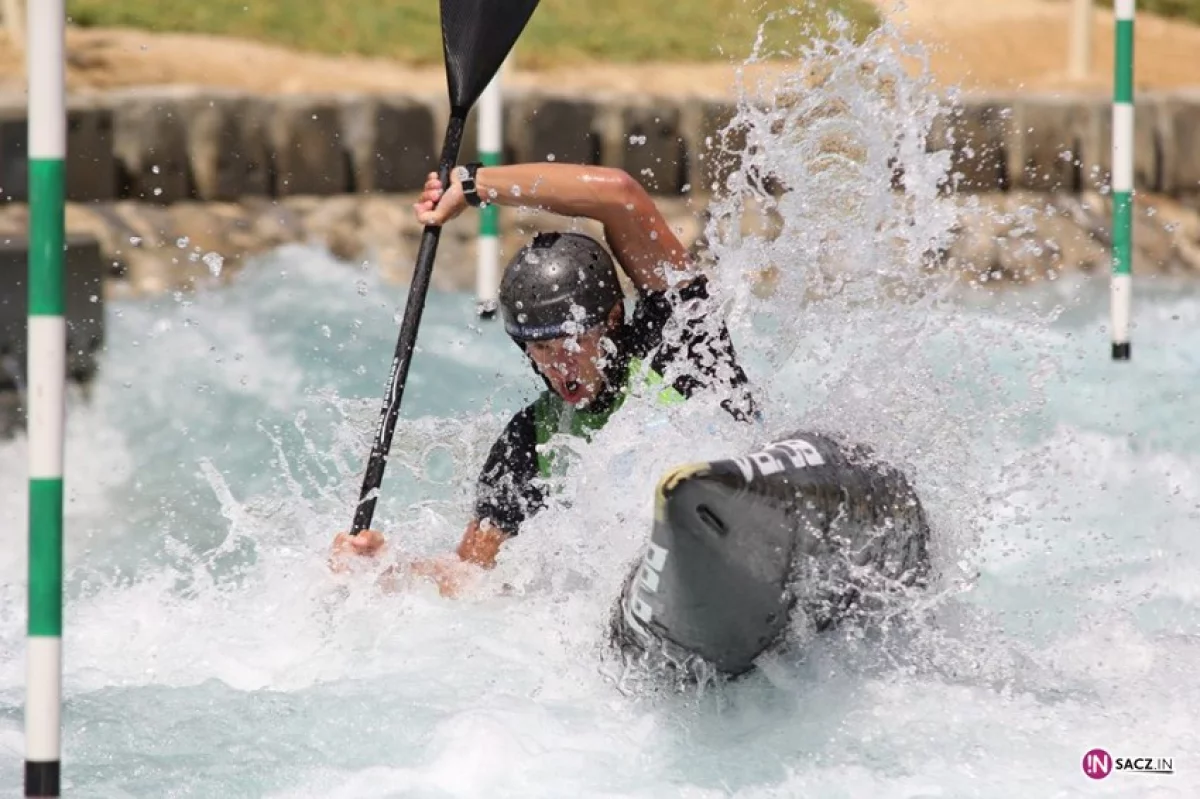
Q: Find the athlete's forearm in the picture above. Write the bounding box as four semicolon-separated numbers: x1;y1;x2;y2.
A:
456;517;510;568
473;163;693;293
473;163;628;221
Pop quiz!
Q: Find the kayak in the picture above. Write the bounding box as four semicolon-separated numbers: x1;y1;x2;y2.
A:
609;431;932;682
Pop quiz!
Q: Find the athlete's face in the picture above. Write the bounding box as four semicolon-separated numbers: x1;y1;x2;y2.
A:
525;321;618;407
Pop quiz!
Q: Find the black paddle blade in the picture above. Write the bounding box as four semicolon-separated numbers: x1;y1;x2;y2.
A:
441;0;539;113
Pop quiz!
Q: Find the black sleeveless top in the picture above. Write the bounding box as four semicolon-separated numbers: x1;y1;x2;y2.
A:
473;275;757;536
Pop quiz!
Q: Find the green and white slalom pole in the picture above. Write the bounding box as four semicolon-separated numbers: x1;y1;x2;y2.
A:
475;58;505;318
26;0;66;797
1111;0;1134;361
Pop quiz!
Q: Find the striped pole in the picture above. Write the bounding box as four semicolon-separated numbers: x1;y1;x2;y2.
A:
475;58;504;318
26;0;66;796
1068;0;1094;80
1111;0;1134;361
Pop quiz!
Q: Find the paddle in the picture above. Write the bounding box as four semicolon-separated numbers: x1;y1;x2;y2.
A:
349;0;540;535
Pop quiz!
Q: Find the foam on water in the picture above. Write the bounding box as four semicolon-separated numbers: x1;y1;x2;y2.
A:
2;10;1199;797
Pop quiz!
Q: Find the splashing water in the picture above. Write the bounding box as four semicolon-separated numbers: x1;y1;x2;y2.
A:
696;9;1067;590
1;10;1198;797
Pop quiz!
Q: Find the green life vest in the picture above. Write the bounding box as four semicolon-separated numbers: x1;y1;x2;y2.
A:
532;357;685;478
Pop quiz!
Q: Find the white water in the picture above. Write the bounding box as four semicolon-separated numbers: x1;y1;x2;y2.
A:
2;12;1198;798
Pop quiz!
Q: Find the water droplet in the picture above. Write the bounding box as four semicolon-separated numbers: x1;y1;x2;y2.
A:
176;236;190;249
202;252;224;277
151;165;161;175
356;279;369;296
510;185;522;197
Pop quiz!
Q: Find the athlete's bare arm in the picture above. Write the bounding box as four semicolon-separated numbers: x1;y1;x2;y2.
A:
455;517;510;568
328;518;508;598
413;163;696;292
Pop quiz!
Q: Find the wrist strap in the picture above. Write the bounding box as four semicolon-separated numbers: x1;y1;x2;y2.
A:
461;162;487;208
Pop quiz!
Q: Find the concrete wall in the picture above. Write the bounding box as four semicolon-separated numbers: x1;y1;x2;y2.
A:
0;88;1198;206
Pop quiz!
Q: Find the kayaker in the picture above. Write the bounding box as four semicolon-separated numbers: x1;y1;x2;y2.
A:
330;162;757;594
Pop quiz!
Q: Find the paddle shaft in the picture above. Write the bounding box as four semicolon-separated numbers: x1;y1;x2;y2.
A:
351;113;467;535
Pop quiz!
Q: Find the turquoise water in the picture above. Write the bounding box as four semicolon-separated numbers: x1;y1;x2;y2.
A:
3;15;1199;797
0;248;1196;798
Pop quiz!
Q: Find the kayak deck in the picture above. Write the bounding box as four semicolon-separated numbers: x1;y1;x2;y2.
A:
610;431;931;681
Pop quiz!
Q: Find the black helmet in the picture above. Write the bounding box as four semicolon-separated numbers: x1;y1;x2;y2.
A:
499;232;624;342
